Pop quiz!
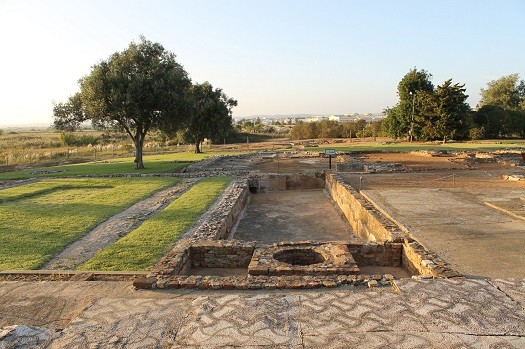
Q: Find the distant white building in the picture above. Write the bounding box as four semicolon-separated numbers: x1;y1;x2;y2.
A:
304;115;327;123
328;114;352;123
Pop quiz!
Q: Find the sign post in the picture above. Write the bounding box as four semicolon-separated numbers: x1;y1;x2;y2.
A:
325;149;336;169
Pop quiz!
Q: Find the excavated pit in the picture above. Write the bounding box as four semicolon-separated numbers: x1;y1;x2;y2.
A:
232;189;358;243
273;249;325;266
142;172;460;290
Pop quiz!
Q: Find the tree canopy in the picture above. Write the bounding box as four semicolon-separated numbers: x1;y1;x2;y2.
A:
289;119;382;140
53;37;192;168
383;68;471;142
416;79;470;142
474;74;525;138
479;74;525;111
182;82;237;153
383;68;434;140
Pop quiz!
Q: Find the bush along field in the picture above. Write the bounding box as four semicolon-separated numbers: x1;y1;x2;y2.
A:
0;177;179;270
79;176;232;271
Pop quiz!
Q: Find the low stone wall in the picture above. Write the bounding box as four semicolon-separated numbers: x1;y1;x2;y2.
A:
402;240;460;278
189;178;249;240
248;172;325;193
325;173;404;242
138;170;461;291
153;239;193;275
325;173;460;279
135;273;394;290
141;238;406;290
348;242;403;267
152;239;256;275
183;156;224;172
190;240;255;269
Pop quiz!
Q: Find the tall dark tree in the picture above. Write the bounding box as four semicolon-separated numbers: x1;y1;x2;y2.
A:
383;68;434;140
183;82;237;153
418;79;471;142
53;37;192;168
473;105;509;138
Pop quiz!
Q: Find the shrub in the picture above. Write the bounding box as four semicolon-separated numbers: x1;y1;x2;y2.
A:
59;132;100;146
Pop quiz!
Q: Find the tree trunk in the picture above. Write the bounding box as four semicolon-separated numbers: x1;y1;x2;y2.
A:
194;141;201;154
134;137;145;169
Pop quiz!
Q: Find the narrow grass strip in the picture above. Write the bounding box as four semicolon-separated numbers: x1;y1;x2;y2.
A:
78;176;233;271
0;177;179;270
0;160;190;180
0;151;244;180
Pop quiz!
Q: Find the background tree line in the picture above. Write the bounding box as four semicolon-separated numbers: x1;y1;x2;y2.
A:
290;119;384;140
383;69;525;142
53;37;237;168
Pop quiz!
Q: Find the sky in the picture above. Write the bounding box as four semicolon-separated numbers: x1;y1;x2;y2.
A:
0;0;524;126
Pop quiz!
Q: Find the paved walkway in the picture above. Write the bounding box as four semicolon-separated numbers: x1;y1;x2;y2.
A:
1;277;524;348
363;188;525;278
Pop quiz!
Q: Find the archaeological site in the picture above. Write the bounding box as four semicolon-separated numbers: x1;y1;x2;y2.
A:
1;148;525;348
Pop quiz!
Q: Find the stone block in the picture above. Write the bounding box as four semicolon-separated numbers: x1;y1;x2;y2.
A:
133;276;157;289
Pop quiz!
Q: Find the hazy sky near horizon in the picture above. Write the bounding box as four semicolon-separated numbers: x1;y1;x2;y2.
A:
0;0;524;125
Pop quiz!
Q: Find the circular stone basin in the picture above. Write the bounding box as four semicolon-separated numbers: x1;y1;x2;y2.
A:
273;249;325;266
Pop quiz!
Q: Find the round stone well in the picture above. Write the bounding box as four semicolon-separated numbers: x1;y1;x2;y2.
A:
248;241;360;276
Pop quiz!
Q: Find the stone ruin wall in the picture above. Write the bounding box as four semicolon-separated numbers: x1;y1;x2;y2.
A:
348;242;403;267
325;172;459;278
325;173;404;243
137;172;460;290
189;178;250;240
190;240;255;269
247;172;326;192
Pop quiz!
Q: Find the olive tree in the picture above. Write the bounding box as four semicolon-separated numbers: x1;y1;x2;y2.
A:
53;37;191;168
182;82;237;153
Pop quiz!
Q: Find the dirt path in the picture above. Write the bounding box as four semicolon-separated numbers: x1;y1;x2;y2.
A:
0;178;41;190
42;178;200;270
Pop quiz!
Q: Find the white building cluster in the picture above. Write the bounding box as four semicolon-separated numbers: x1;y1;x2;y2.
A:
234;113;385;125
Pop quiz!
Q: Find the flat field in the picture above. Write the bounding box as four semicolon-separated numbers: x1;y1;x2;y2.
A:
0;177;178;269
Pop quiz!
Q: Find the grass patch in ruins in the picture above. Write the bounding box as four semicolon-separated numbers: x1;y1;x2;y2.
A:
0;152;238;180
78;176;233;271
0;177;179;270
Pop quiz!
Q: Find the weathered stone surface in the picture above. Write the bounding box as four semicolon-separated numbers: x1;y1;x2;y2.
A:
0;325;55;349
69;273;94;281
326;173;405;242
491;279;525;308
132;276;157;289
186;178;249;240
248;241;359;277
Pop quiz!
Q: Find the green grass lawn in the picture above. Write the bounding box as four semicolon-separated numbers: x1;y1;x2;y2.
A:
0;177;179;270
0;152;229;180
79;176;232;271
